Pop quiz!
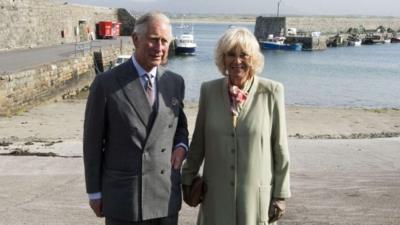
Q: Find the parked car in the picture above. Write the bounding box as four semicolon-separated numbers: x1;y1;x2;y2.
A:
114;55;131;67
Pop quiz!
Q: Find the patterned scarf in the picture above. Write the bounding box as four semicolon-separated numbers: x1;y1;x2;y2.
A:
227;77;253;127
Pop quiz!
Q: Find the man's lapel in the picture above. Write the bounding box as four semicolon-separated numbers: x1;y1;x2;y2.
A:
116;60;152;126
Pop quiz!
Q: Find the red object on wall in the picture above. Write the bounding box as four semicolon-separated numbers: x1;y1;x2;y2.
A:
97;21;113;39
112;22;121;37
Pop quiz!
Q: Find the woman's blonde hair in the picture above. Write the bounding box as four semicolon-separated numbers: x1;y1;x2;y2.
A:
214;27;264;76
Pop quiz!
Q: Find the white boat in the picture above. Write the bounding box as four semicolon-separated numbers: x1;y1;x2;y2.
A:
348;39;362;46
174;24;196;55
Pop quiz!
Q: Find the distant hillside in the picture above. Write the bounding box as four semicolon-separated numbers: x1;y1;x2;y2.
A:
167;13;259;24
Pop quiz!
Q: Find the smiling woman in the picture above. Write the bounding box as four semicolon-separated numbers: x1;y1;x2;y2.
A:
214;28;264;85
181;27;291;225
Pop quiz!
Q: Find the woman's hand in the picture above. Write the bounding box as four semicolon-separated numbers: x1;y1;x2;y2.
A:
268;198;286;223
182;176;207;207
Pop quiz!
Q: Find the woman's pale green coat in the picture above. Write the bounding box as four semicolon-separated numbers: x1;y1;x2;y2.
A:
181;76;291;225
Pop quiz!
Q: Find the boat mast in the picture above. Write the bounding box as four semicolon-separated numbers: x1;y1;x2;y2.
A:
277;0;283;17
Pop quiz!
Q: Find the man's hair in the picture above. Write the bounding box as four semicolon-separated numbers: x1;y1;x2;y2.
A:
133;11;172;40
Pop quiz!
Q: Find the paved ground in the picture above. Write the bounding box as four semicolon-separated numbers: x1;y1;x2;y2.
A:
0;37;132;73
0;137;399;225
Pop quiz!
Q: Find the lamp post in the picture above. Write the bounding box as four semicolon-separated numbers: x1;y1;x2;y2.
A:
277;0;283;17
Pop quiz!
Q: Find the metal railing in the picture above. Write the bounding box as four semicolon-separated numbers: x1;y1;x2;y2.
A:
74;40;103;56
74;41;90;56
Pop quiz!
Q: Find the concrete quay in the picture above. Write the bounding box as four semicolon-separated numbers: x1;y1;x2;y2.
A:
0;37;132;74
0;99;399;225
0;138;399;225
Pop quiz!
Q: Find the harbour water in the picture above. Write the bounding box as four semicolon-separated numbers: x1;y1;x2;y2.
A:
167;23;400;108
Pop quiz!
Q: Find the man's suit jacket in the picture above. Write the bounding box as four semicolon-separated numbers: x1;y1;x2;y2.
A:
83;59;189;221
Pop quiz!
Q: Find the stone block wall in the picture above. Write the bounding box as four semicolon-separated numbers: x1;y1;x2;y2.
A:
255;16;400;40
0;55;94;116
0;44;133;116
99;40;134;72
286;16;400;34
0;0;134;51
90;38;133;73
254;17;286;40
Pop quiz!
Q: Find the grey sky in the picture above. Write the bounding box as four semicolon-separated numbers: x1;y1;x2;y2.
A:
64;0;400;16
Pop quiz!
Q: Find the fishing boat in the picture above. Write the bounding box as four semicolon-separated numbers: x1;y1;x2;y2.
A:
362;34;385;45
348;39;362;46
347;36;362;46
259;35;302;51
327;34;348;47
174;23;196;55
390;36;400;43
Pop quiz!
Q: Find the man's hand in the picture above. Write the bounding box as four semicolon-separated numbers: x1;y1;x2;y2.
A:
268;198;286;223
89;199;104;217
171;146;186;170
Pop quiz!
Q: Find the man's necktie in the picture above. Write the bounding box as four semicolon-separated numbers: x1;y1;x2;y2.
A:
145;74;154;106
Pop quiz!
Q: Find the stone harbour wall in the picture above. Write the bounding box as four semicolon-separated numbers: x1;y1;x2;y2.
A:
0;55;94;116
255;16;400;39
286;16;400;34
0;44;133;116
0;0;134;51
96;40;134;72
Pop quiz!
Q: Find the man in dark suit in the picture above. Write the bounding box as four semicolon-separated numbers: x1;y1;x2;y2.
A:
83;11;189;225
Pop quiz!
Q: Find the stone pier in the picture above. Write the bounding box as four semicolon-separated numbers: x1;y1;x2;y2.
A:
0;0;135;51
0;44;133;116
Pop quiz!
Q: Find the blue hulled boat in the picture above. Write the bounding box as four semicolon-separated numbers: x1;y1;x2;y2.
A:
260;35;302;51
